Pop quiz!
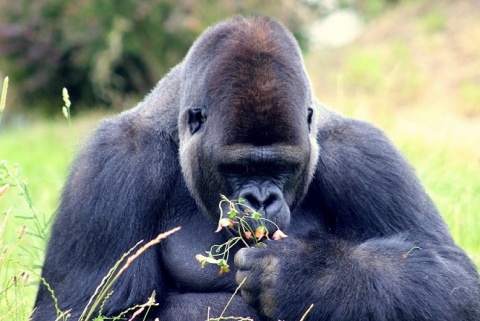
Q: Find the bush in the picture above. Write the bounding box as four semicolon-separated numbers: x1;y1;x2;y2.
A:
0;0;311;111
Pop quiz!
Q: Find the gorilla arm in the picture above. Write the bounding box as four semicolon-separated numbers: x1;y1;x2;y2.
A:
32;113;181;319
235;111;480;321
236;234;479;320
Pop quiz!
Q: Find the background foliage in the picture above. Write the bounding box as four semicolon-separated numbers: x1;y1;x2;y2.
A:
0;0;316;111
0;0;479;319
0;0;407;112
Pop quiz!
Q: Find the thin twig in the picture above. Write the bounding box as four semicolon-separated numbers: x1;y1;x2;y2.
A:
299;304;314;321
219;277;247;318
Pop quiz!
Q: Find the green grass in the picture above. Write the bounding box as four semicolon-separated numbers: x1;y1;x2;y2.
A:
1;108;478;319
460;81;480;116
394;133;480;264
420;9;446;34
3;1;479;319
0;113;104;319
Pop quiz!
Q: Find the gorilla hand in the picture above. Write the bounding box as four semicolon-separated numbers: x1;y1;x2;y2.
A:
235;246;282;320
235;232;480;321
234;239;316;321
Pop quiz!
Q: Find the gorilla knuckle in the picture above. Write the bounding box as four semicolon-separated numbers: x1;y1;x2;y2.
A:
235;270;248;287
240;289;255;306
234;248;250;269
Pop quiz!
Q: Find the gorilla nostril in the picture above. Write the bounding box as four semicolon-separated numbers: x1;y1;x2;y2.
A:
264;194;278;209
241;191;280;212
244;193;261;210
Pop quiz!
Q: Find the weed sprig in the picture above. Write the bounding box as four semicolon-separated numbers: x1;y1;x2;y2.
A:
196;195;288;275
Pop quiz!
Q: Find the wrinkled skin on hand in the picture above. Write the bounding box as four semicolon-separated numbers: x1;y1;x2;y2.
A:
234;239;319;320
235;247;281;319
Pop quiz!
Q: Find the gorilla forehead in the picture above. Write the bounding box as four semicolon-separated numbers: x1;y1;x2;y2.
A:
208;52;308;145
183;16;312;145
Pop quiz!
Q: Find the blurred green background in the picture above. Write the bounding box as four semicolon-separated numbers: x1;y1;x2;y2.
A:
1;0;479;319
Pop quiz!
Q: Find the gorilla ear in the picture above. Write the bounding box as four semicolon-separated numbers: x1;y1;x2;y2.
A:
307;107;313;131
188;108;206;135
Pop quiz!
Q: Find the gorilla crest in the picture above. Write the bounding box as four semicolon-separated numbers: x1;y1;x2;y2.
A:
33;15;479;321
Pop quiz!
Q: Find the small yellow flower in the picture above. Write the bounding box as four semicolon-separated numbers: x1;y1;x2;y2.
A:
244;231;253;239
218;264;231;275
215;218;235;232
195;254;220;268
272;229;288;240
0;184;9;197
255;226;268;241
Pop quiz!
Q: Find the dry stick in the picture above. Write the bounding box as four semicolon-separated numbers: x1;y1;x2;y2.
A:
205;278;253;321
79;242;141;320
0;184;9;197
218;277;247;319
127;292;156;321
114;226;181;281
299;304;314;321
0;76;8;125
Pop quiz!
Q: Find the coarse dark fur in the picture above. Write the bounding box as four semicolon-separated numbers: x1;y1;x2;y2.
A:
33;16;480;320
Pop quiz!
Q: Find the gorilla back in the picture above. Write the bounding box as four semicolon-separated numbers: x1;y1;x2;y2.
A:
33;16;479;320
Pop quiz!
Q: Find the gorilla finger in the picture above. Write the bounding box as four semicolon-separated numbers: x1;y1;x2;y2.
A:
234;247;264;269
236;270;257;290
240;289;256;306
234;248;252;269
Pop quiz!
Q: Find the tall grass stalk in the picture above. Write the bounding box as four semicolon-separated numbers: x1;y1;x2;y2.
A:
62;87;72;130
79;227;181;320
0;76;8;125
0;163;47;321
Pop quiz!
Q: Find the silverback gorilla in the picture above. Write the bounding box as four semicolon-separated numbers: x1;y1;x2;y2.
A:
33;16;479;320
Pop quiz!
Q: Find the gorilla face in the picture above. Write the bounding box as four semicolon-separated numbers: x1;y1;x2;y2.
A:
178;17;319;231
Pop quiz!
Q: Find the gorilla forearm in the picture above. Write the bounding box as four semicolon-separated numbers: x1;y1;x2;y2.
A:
235;235;480;321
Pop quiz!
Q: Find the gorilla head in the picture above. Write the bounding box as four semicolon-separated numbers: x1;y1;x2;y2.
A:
178;16;319;231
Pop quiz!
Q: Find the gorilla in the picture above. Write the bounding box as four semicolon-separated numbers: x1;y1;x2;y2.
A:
33;16;479;320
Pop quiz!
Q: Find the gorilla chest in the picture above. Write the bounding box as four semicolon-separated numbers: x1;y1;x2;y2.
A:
161;212;239;293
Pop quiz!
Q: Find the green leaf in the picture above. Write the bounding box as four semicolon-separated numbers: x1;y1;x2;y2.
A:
252;211;262;220
228;209;238;218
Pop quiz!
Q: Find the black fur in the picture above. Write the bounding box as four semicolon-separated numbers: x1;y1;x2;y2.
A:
33;16;480;320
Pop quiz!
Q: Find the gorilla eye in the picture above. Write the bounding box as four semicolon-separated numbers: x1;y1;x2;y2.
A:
307;107;313;131
188;108;206;135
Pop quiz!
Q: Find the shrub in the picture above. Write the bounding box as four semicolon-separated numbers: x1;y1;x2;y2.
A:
0;0;311;111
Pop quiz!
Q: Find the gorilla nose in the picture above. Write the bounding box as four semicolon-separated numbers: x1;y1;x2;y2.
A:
238;185;284;216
